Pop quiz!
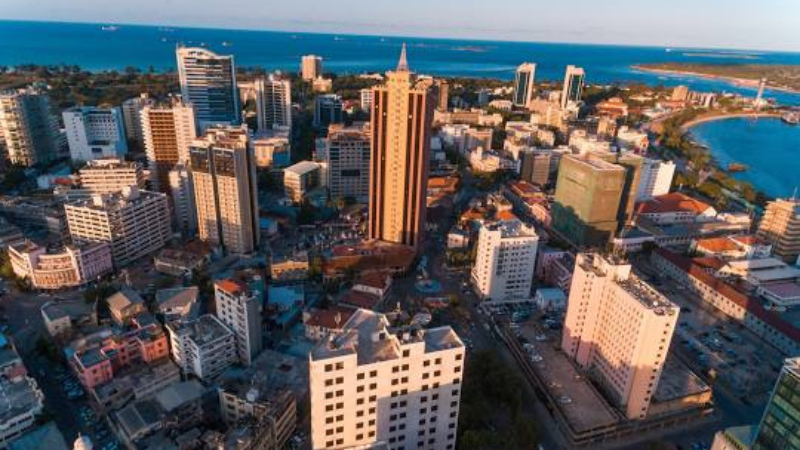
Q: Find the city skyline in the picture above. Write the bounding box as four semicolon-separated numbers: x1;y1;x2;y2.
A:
2;0;800;53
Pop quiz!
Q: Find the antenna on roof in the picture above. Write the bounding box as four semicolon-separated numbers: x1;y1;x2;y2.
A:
397;43;409;72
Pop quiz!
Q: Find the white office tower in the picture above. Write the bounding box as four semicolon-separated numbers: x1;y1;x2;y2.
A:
636;159;676;202
214;279;262;366
254;75;292;132
302;55;323;81
0;86;61;166
176;47;240;129
168;163;197;236
121;93;155;146
562;254;679;420
513;63;536;108
63;107;128;162
561;65;585;108
309;309;464;450
141;97;197;192
471;219;539;302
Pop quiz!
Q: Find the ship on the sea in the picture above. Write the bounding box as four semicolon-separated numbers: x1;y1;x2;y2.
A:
727;163;749;173
782;112;799;125
101;25;119;32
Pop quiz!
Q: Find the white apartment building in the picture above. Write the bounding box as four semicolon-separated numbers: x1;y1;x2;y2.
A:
121;93;155;145
64;186;171;267
471;219;539;302
214;279;263;366
636;158;676;202
360;88;373;110
302;55;323;81
562;253;679;420
63;106;128;162
176;47;240;128
309;309;464;450
168;163;197;236
326;124;370;203
78;158;146;194
0;86;61;166
284;161;322;203
513;63;536;108
255;75;292;132
166;314;237;381
141;97;197;191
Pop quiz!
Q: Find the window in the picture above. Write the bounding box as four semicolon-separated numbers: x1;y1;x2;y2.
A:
403;349;410;357
336;362;344;370
326;417;334;424
369;395;377;402
357;386;365;393
357;373;365;380
455;354;463;361
324;364;333;372
370;370;377;377
423;360;430;367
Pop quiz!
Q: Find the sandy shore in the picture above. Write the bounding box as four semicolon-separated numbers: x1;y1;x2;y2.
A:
631;65;800;95
681;112;783;131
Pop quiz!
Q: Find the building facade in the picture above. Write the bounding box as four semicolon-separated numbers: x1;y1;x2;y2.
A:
301;55;323;81
168;163;197;236
757;198;800;263
752;357;800;450
314;94;343;129
255;75;292;132
141;97;197;192
326;124;371;203
78;159;146;195
284;161;322;203
8;240;113;289
121;93;155;146
471;219;539;302
513;63;536;108
561;65;585;108
176;47;240;128
636;158;676;202
63;106;128;162
214;279;263;366
368;45;436;249
166;314;237;381
0;86;61;166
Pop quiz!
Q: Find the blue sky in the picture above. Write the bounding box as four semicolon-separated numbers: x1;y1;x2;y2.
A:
4;0;800;52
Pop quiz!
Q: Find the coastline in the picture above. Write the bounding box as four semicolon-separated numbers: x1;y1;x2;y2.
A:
680;112;782;131
631;65;800;95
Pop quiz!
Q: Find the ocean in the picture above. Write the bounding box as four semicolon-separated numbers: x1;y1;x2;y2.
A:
2;20;800;105
690;118;800;198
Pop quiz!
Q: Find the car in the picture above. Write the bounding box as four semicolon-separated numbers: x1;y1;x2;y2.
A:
558;395;572;404
530;355;543;363
535;334;547;342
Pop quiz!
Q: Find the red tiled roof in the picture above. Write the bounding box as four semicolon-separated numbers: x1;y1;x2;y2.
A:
497;210;518;221
509;180;538;196
695;237;738;253
216;279;246;295
731;235;762;246
636;193;713;216
340;289;381;310
355;271;392;290
304;306;354;330
654;249;800;343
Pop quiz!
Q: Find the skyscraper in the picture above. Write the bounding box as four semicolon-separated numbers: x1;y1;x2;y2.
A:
471;219;539;301
301;55;323;81
551;154;626;248
63;106;128;163
513;63;536;108
636;158;676;202
757;197;800;263
313;94;343;129
190;126;259;255
121;93;155;146
561;65;585;108
176;47;240;129
562;253;679;420
368;44;437;249
141;97;197;192
435;79;450;111
0;86;61;166
214;279;262;366
594;151;644;231
326;123;371;203
254;75;292;132
751;357;800;450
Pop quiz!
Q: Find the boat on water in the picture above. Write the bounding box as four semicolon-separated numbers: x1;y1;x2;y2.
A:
727;163;749;173
222;41;232;47
782;112;799;125
101;25;119;32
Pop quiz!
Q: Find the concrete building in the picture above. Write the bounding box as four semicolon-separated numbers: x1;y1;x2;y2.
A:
314;94;343;129
8;240;112;290
562;254;679;420
435;79;449;111
190;126;259;255
166;314;237;381
513;63;536;108
121;93;155;146
176;47;239;128
301;55;323;81
636;158;676;202
757;198;800;263
141;97;197;191
752;357;800;449
0;86;61;166
561;65;585;108
0;344;44;448
552;155;626;248
359;88;374;111
255;75;292;132
63;106;128;162
326;123;370;203
634;192;718;225
253;130;291;168
106;288;146;326
78;158;146;195
471;220;539;302
616;126;649;152
672;85;690;102
284;161;322;203
214;279;263;366
168;163;197;236
519;149;552;186
65;186;171;267
368;45;436;249
309;309;464;450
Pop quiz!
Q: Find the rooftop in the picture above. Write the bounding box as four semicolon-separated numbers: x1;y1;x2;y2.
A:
168;315;233;346
284;161;320;176
636;192;713;216
484;219;538;239
154;380;204;412
653;356;711;403
339;289;381;310
41;300;95;322
0;374;43;424
617;276;678;313
106;288;144;313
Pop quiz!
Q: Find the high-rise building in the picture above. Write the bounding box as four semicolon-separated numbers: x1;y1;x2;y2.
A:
166;314;237;381
63;106;128;162
757;198;800;263
0;86;61;166
368;45;436;249
176;47;240;129
65;186;171;267
326;123;370;203
214;279;262;366
190;126;259;255
78;158;146;194
561;65;585;108
313;94;343;129
168;162;197;236
594;151;644;230
752;357;800;450
359;88;373;111
671;85;690;102
141;97;197;192
301;55;323;81
519;149;551;186
513;63;536;108
636;158;676;202
121;93;155;146
471;219;539;301
255;75;292;132
551;154;626;248
562;253;679;420
309;308;464;450
435;79;450;111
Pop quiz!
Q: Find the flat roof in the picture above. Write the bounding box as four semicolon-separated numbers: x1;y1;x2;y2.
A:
653;356;710;402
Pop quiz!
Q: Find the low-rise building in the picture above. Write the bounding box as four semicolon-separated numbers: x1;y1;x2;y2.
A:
303;306;355;341
155;287;200;322
166;315;237;381
41;301;97;339
635;192;718;225
8;241;112;290
154;247;209;277
90;358;181;413
106;288;147;326
0;341;44;448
